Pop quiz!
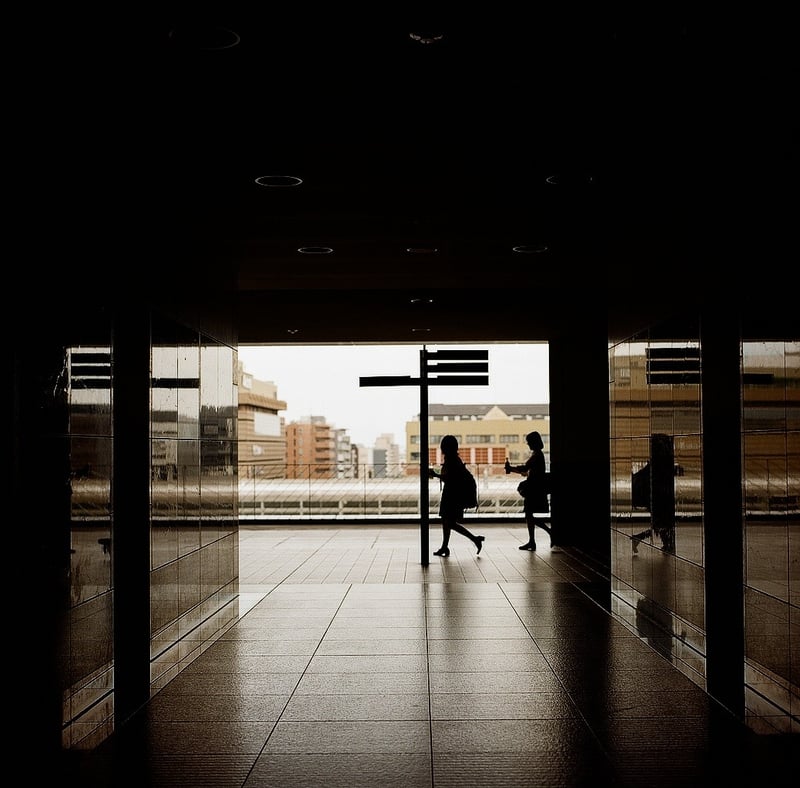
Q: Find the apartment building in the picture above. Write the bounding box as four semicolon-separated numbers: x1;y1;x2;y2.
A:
285;416;337;479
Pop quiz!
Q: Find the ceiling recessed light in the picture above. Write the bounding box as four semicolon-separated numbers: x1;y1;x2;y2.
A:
409;32;444;44
255;175;303;187
545;173;594;186
513;244;549;254
297;246;334;255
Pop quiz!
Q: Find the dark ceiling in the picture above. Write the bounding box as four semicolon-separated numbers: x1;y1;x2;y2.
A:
33;11;796;344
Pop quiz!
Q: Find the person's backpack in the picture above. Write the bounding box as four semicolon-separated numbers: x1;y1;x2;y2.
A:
461;465;478;510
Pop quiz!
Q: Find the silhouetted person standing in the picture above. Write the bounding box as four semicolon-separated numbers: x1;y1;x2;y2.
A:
505;430;552;550
429;435;485;557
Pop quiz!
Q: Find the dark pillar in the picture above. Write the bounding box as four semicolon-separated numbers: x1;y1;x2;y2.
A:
548;314;611;568
700;312;745;717
420;347;429;566
112;306;153;723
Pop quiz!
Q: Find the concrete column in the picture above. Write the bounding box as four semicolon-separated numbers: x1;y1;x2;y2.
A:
112;306;153;724
548;313;611;567
700;311;745;717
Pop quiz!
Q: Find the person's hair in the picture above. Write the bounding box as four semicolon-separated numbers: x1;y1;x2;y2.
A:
440;434;459;455
526;431;544;450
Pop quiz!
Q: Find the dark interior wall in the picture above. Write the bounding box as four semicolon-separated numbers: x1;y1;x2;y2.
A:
16;302;114;759
15;290;241;757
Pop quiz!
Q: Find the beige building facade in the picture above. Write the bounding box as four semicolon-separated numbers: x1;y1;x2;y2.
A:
405;403;550;475
237;361;287;479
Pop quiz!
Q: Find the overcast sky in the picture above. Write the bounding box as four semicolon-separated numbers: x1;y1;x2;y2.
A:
238;343;549;449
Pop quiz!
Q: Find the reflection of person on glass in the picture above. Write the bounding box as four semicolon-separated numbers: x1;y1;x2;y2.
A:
505;431;551;550
631;434;676;554
428;435;485;558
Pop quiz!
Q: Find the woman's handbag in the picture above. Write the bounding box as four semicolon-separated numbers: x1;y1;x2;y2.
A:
518;473;551;498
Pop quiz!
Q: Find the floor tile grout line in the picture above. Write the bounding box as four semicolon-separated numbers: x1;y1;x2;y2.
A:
239;582;356;784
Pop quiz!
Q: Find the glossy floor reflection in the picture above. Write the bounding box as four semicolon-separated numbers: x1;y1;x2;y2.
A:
66;525;797;787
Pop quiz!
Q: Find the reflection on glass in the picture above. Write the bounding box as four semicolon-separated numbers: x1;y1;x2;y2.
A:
742;339;798;730
64;337;114;748
147;320;238;698
610;328;707;686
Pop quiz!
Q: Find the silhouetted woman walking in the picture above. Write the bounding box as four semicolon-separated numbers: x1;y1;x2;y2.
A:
428;434;484;557
505;430;551;550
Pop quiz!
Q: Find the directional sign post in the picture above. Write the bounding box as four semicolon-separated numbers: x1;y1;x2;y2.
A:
360;346;488;566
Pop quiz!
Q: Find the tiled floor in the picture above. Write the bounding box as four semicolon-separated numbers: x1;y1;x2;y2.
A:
67;524;797;786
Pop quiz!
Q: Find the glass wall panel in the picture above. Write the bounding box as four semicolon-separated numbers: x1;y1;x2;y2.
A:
59;330;115;748
178;343;200;440
673;434;703;564
609;322;706;687
69;435;112;605
742;337;799;731
147;314;238;713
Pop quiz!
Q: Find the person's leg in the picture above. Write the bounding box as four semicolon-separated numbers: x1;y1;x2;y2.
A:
631;528;652;553
536;519;560;550
434;522;452;555
449;522;473;540
519;512;537;550
450;522;485;553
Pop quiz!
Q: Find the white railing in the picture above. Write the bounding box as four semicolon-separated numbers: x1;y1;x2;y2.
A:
237;462;528;521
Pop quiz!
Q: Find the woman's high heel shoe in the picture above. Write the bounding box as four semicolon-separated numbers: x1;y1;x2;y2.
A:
475;536;485;555
433;547;450;557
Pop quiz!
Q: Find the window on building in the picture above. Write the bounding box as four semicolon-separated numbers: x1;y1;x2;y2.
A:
474;447;490;465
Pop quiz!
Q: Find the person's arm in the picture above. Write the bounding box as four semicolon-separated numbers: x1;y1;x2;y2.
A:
432;459;454;481
505;459;527;475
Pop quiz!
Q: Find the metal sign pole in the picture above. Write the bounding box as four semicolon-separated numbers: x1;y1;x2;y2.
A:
359;347;488;567
420;346;429;566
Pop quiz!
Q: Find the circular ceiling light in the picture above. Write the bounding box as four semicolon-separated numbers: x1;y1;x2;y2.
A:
545;173;594;186
297;246;334;255
409;32;444;44
255;175;303;187
512;244;549;254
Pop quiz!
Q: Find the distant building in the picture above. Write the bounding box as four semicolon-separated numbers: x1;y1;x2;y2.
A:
333;427;354;478
286;417;337;479
237;362;287;479
406;403;550;475
373;433;403;478
351;443;369;478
